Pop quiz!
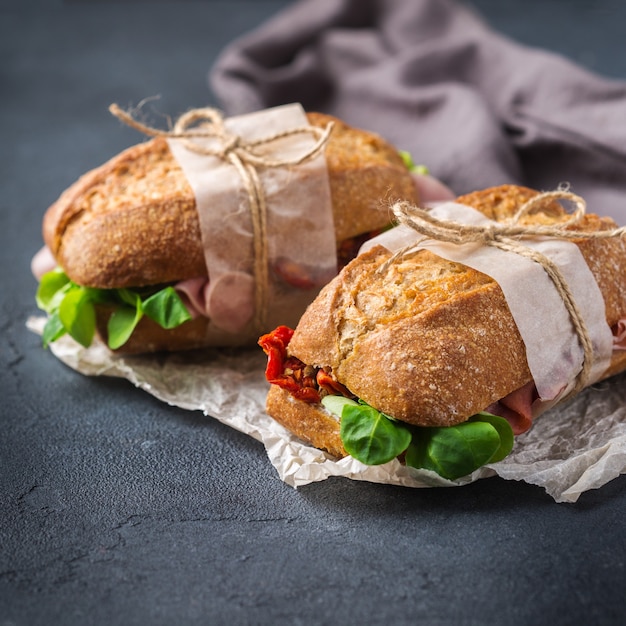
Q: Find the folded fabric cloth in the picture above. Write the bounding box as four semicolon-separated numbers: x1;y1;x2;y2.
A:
210;0;626;224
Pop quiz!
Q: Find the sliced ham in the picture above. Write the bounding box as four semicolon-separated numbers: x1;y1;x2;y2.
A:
204;271;255;334
31;246;57;280
174;277;209;320
411;172;456;204
175;273;255;333
486;381;537;435
613;319;626;349
487;321;625;435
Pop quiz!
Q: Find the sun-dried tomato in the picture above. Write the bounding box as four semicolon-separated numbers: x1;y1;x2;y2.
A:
292;387;321;403
258;325;294;381
316;369;352;398
260;326;356;405
272;257;317;290
259;326;321;403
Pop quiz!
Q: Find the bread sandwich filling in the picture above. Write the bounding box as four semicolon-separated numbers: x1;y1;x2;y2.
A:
260;325;517;480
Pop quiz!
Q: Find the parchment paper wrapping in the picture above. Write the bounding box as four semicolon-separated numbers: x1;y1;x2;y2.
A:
27;317;626;503
167;103;337;341
362;202;615;411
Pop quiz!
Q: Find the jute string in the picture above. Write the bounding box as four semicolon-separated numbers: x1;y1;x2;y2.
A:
387;190;626;399
109;103;334;333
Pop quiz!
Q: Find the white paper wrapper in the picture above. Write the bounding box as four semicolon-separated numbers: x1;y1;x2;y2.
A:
167;103;337;340
361;202;614;407
27;316;626;503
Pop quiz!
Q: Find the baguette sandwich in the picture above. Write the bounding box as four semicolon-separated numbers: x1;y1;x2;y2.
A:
259;185;626;480
33;111;426;354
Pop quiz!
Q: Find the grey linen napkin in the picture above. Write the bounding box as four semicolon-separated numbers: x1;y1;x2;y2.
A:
210;0;626;223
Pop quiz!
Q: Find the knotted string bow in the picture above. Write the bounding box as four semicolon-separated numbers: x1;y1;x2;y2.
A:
109;102;334;333
389;190;626;398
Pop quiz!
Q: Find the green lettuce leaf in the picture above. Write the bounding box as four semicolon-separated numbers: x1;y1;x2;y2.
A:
398;150;429;175
42;311;67;348
405;421;501;480
340;403;412;466
324;392;515;479
321;394;358;417
469;412;514;463
58;287;97;348
107;291;143;350
142;286;192;329
36;268;70;313
36;269;192;350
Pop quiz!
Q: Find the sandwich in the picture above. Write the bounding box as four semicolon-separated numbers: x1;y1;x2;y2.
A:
33;110;424;354
259;185;626;480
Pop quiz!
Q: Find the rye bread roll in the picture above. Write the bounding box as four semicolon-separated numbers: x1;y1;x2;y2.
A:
262;185;626;459
41;112;419;353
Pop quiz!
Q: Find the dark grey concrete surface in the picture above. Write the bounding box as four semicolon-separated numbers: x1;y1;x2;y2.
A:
2;1;625;624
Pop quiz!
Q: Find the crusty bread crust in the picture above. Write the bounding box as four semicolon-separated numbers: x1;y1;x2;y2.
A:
43;112;417;289
44;138;204;289
285;185;626;428
266;384;346;458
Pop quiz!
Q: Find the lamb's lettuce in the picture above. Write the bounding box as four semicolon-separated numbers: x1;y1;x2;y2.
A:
322;394;514;480
323;396;412;465
106;290;143;350
37;269;191;350
57;286;98;348
399;150;429;176
404;419;501;480
142;287;191;329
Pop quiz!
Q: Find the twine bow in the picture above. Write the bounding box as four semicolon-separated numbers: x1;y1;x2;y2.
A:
389;190;626;398
109;102;334;332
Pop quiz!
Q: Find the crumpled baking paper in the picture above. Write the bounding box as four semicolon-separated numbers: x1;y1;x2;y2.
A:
27;316;626;503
